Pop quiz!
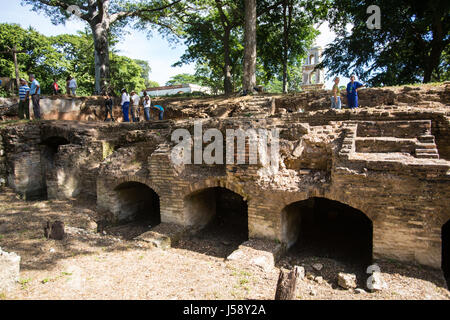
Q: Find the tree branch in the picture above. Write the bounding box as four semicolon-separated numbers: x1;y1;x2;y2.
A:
110;0;182;23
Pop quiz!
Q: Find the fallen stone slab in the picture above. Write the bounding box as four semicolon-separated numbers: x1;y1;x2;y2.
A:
226;239;285;272
0;247;21;293
134;223;187;249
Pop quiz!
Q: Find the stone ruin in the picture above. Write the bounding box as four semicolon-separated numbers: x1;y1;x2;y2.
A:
0;83;449;286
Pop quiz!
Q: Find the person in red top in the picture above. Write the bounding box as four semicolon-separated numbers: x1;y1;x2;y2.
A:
52;78;60;95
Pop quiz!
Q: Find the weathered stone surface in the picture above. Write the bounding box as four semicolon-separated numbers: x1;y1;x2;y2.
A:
227;239;284;272
0;247;20;293
338;272;357;290
0;83;449;276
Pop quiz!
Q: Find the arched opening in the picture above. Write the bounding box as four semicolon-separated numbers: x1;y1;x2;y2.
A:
443;220;450;288
281;198;373;266
39;136;71;199
114;182;161;225
181;187;248;257
104;182;160;239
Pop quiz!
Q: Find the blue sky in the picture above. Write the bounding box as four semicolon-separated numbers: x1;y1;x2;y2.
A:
1;1;345;89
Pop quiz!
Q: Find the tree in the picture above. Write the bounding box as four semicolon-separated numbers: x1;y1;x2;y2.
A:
242;0;257;93
0;23;65;94
146;80;160;88
22;0;183;94
320;0;450;86
110;55;146;93
172;0;245;95
257;0;326;93
134;59;152;87
166;73;201;86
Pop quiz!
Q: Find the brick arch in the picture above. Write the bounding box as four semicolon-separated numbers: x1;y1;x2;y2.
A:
182;179;249;231
111;176;162;197
183;178;249;201
278;191;376;222
40;128;81;146
279;196;373;264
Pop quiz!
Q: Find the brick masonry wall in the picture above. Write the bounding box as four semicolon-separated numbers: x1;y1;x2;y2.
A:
1;93;449;270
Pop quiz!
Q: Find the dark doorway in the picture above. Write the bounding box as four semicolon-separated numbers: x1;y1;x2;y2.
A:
108;182;161;239
114;182;161;225
282;197;373;266
180;187;248;258
39;136;70;200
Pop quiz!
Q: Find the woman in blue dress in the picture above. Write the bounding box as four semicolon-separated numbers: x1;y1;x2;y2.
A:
346;75;365;109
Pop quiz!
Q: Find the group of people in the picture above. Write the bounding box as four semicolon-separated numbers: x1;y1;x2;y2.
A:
103;88;165;122
18;74;41;120
52;76;77;96
330;74;366;110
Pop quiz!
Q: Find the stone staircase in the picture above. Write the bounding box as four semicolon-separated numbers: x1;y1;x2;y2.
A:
416;135;439;159
339;120;441;160
232;96;275;118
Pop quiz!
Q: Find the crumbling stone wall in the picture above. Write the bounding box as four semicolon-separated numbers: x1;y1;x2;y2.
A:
0;83;449;273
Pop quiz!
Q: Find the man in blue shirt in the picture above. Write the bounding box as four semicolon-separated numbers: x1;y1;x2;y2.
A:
29;74;41;119
18;78;30;120
346;74;365;109
152;104;164;120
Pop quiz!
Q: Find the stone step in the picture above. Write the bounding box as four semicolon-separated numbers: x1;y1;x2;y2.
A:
416;143;437;150
416;153;439;159
418;135;435;143
416;148;439;154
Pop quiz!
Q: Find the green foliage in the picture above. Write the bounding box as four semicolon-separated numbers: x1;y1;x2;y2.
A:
166;73;202;86
172;0;245;93
134;59;155;87
320;0;450;86
146;80;160;88
0;23;148;96
257;0;326;91
110;55;146;94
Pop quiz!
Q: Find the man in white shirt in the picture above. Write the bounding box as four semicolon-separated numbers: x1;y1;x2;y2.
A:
143;92;151;121
121;89;130;122
130;91;140;122
68;77;77;96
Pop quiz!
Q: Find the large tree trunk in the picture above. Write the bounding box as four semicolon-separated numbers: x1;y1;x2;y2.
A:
282;0;293;94
91;22;111;95
243;0;257;93
423;8;446;83
282;1;289;94
223;28;233;95
12;46;20;93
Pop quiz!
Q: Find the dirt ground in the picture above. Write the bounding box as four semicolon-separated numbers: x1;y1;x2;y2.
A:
0;187;449;300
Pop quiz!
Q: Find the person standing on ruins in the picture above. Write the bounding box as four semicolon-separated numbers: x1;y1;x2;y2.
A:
331;77;341;110
121;88;130;122
346;74;365;109
52;78;60;95
66;76;71;95
68;76;78;96
18;78;30;120
104;91;115;122
143;92;151;121
29;74;41;120
130;91;140;122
